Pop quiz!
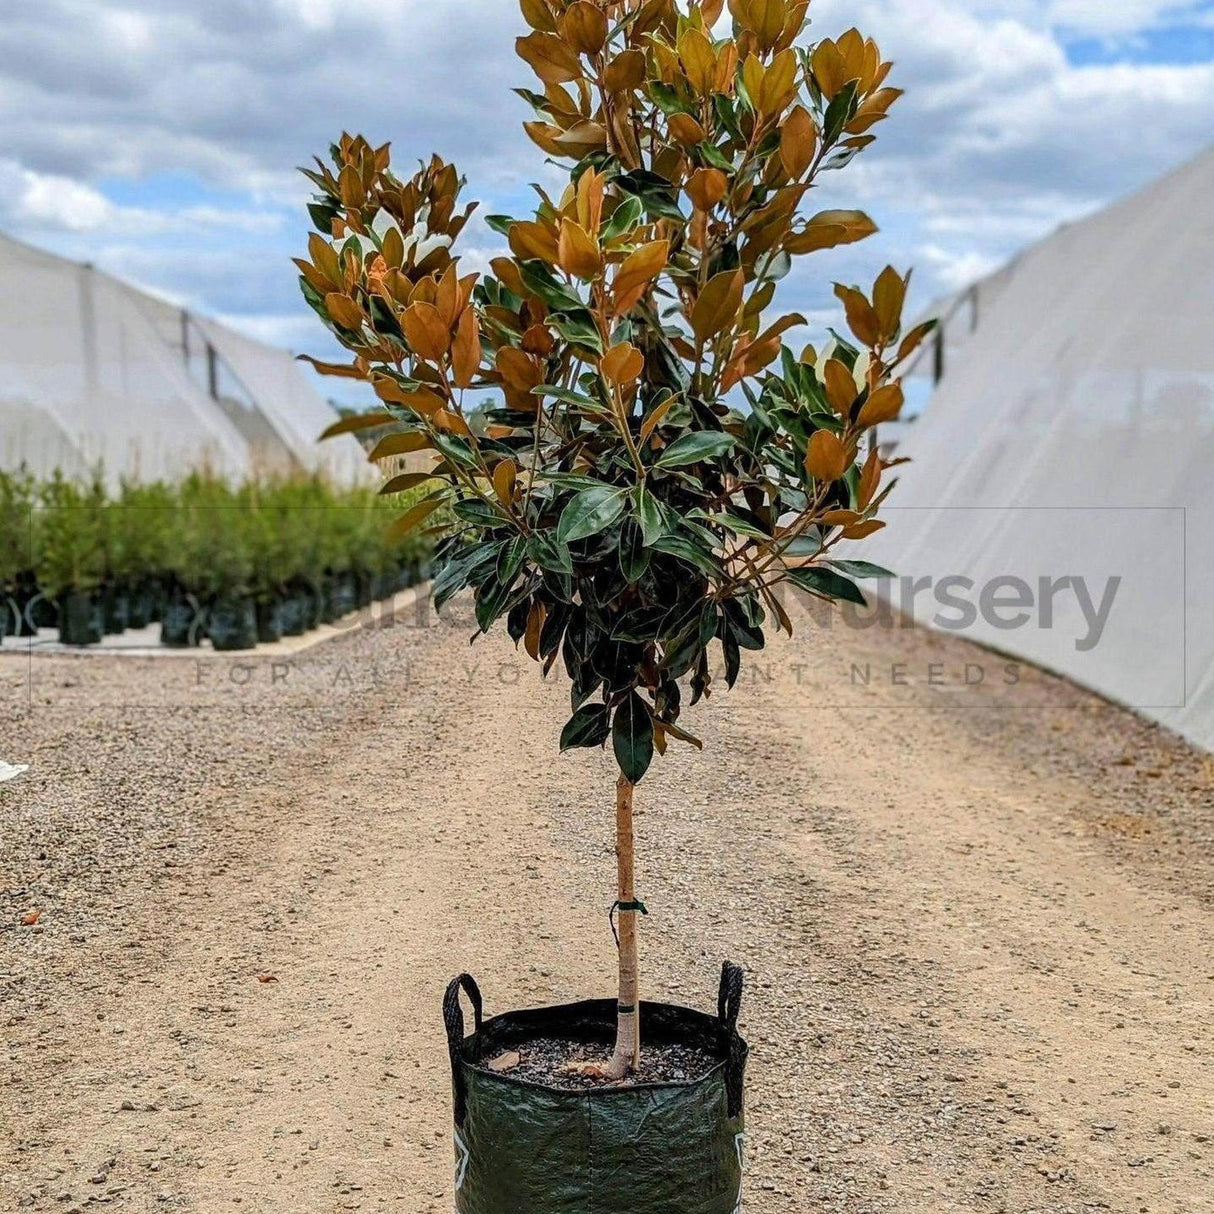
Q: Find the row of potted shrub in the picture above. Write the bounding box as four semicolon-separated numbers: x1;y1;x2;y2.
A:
0;468;433;650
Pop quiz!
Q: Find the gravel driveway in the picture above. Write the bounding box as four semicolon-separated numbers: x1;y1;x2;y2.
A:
1;593;1211;1212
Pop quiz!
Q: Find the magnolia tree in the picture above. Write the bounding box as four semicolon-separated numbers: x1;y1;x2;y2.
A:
297;0;929;1080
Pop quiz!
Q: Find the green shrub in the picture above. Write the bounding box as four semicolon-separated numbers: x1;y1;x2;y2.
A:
0;466;35;593
36;471;105;599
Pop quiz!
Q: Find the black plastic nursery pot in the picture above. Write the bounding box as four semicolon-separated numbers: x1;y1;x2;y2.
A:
444;964;748;1214
59;591;102;647
208;596;258;651
280;591;307;637
161;596;201;648
127;583;155;630
102;585;129;634
7;593;32;638
256;597;284;645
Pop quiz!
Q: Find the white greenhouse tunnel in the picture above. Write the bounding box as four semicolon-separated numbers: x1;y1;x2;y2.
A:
0;231;370;487
866;146;1214;754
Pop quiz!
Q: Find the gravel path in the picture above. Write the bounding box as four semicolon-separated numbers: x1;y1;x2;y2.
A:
1;594;1211;1213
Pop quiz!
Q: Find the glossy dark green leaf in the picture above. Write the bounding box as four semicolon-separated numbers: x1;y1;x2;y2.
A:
826;559;895;579
560;703;611;752
612;691;654;784
787;565;867;605
635;486;665;547
654;432;735;469
557;485;627;545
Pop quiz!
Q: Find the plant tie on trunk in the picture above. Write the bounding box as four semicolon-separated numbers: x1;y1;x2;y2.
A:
610;898;649;949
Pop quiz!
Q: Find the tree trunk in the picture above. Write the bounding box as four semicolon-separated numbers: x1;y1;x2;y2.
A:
607;773;640;1078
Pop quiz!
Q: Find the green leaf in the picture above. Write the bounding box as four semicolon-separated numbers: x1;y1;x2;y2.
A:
560;703;611;752
613;691;654;784
600;195;644;242
619;520;649;585
453;498;506;528
527;530;573;575
557;485;627;545
654;432;735;469
823;79;860;146
826;559;894;580
650;532;723;578
787;566;867;606
635;486;665;547
431;430;480;469
548;309;604;355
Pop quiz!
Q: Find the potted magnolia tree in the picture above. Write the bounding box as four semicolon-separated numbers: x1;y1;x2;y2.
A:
296;1;929;1207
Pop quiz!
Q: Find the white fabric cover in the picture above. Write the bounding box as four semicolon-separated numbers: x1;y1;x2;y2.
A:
865;149;1214;753
0;231;369;485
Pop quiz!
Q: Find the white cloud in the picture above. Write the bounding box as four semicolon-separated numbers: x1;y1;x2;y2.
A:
0;0;1210;354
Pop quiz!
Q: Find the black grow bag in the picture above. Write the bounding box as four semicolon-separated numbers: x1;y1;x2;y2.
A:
444;964;748;1214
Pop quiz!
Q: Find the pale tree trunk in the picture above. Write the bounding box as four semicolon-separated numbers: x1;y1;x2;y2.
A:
606;773;640;1079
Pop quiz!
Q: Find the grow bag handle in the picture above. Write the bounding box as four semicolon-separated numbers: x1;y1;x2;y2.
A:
443;973;483;1129
718;962;746;1119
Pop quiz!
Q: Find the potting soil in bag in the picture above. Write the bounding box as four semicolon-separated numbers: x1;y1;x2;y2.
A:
444;963;748;1214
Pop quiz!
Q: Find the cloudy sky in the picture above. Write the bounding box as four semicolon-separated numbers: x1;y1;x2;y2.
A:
1;0;1212;402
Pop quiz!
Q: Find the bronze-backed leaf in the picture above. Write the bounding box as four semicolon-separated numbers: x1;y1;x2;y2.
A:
857;382;904;427
603;48;647;93
640;394;677;445
678;28;717;95
324;293;365;332
402;302;451;363
319;411;395;440
686;168;727;212
524;600;547;661
517;31;583;84
519;0;556;33
805;430;848;482
779;105;817;180
810;38;851;99
297;354;365;379
613;240;669;307
896;320;937;364
433;409;473;437
601;342;645;386
387;493;445;539
823;358;859;414
374;379;445;416
452;308;482;388
843;519;886;540
758;48;797;114
873;266;908;340
801;209;877;249
562;1;609;55
524;121;568;157
858;447;882;510
509;219;560;265
821;508;862;527
369;431;432;461
690;268;744;344
380;471;439;496
497;346;543;391
557;219;602;278
834;284;881;347
493;459;518;507
307;233;341;285
667;112;708;146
